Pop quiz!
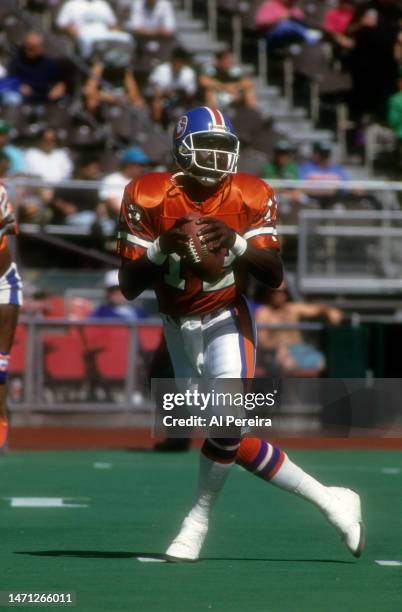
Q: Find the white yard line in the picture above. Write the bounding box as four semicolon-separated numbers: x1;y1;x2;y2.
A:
93;462;113;469
1;497;90;508
375;560;402;567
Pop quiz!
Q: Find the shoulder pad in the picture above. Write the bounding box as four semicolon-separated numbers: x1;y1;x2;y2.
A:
231;173;274;208
124;172;172;208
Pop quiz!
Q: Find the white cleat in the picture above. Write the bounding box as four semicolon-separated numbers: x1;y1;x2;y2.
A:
165;515;208;562
322;487;366;557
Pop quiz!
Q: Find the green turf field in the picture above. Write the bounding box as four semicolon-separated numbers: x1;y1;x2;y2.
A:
1;449;402;612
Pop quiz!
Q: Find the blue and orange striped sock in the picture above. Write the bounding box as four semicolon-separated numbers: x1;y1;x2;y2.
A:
236;437;286;481
236;438;332;509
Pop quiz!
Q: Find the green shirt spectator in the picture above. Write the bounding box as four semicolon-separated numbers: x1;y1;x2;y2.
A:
261;140;300;179
388;89;402;140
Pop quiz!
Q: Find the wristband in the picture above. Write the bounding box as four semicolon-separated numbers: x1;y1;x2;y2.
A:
230;233;247;257
146;237;168;265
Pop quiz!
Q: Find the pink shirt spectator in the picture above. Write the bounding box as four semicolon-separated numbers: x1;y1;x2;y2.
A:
323;7;354;34
255;1;304;28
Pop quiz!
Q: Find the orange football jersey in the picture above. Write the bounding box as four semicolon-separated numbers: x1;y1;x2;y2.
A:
117;172;279;316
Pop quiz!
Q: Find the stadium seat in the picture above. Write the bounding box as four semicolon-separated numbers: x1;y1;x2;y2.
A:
43;327;86;380
137;325;163;352
83;325;130;380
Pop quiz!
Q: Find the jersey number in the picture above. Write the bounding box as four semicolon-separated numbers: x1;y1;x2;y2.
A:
164;253;235;292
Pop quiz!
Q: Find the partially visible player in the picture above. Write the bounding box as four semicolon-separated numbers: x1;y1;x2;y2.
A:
0;185;23;450
117;106;365;561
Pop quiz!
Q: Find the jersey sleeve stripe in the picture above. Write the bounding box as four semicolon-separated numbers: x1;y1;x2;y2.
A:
117;231;153;249
243;227;277;240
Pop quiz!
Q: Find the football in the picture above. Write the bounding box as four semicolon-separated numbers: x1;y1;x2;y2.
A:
180;213;226;283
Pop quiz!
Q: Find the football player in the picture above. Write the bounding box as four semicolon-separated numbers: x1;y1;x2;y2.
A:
0;184;22;451
117;106;365;561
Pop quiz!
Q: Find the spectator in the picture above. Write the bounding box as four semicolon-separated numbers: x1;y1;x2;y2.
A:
56;0;131;58
148;47;197;124
388;68;402;169
24;127;73;183
298;142;349;205
127;0;176;39
255;283;342;376
255;0;322;52
51;154;101;225
346;0;402;122
262;139;299;179
0;120;25;175
261;140;308;215
84;60;144;117
90;270;145;320
0;151;10;179
199;49;257;110
8;32;67;104
323;1;355;50
299;143;348;181
100;147;150;215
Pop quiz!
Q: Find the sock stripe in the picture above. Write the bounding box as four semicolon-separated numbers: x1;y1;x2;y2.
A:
255;443;274;473
247;440;269;472
268;450;285;479
236;437;286;481
259;446;285;480
202;438;239;464
208;438;241;452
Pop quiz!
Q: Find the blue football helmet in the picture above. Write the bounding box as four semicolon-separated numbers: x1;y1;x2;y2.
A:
173;106;240;185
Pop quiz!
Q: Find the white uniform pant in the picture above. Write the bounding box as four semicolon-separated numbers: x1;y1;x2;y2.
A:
161;296;256;380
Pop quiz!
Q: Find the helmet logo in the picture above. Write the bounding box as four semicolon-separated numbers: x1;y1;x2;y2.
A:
175;115;188;139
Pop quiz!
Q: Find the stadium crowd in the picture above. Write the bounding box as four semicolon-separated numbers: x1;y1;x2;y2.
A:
0;0;401;234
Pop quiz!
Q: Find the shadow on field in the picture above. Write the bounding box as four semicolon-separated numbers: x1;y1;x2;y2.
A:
14;551;354;564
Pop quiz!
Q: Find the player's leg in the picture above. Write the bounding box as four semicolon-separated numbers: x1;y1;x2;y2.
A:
161;313;228;559
0;304;19;450
208;299;363;557
235;438;365;556
222;297;364;556
0;263;23;450
165;437;240;560
166;302;255;560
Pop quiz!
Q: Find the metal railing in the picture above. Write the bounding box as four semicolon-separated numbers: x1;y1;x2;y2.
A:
298;210;402;294
6;176;402;296
9;317;325;416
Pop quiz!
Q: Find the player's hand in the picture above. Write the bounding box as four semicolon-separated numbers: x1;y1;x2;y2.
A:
196;217;235;250
159;215;192;255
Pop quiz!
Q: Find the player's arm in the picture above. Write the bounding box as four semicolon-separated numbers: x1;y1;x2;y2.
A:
291;303;343;324
238;243;283;287
119;220;191;299
119;255;158;301
197;187;283;288
117;188;191;300
196;218;282;288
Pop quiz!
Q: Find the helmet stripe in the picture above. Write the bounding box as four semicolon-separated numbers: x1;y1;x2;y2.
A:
202;106;217;126
216;109;226;126
211;108;224;126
